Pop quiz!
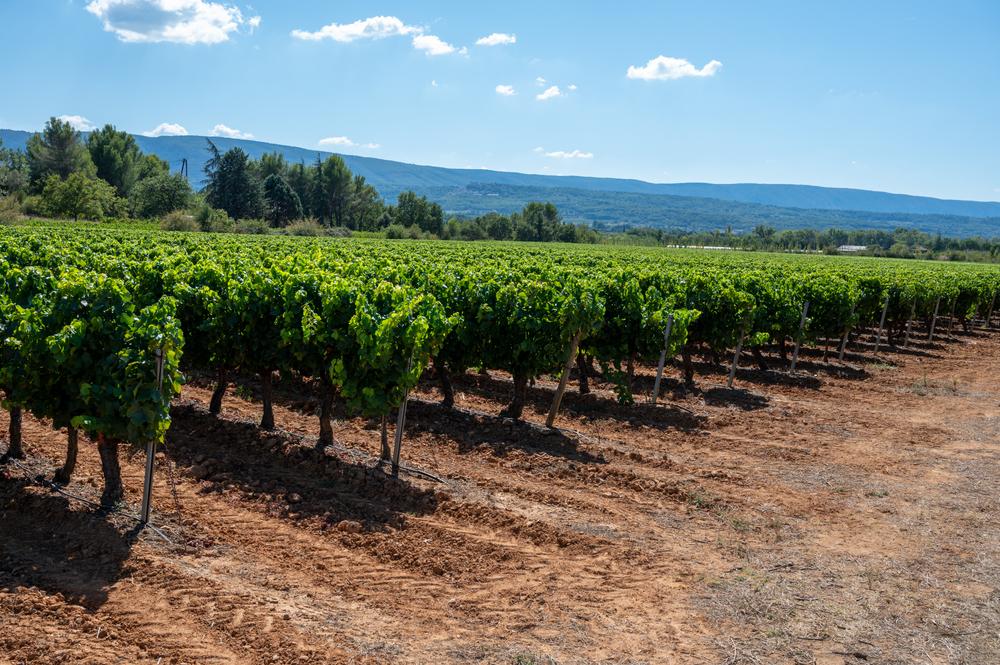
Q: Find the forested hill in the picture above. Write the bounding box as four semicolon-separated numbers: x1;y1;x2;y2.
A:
3;128;999;236
428;184;1000;237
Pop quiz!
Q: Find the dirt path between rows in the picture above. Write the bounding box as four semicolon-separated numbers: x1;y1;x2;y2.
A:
2;329;998;664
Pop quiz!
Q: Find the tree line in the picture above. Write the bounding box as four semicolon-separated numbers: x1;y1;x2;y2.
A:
0;117;594;243
2;118;991;257
614;224;1000;263
0;117;191;221
199;141;596;241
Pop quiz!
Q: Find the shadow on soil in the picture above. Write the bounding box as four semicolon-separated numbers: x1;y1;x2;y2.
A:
450;372;706;433
702;387;770;411
183;372;616;464
0;473;135;610
404;399;608;464
166;402;439;532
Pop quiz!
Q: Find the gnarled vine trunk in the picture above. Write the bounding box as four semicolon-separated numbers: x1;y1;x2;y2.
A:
260;371;275;431
436;360;454;407
380;415;390;461
576;353;590;394
501;370;529;419
2;406;23;461
53;428;78;485
209;368;227;415
317;384;335;448
681;346;696;389
97;435;123;508
752;346;769;371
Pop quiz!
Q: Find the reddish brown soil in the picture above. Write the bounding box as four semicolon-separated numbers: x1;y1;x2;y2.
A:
2;329;999;664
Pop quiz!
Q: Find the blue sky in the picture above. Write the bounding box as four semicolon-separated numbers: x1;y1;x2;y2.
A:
1;1;998;201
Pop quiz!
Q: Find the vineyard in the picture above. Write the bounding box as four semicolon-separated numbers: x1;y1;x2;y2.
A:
2;224;1000;663
1;223;998;504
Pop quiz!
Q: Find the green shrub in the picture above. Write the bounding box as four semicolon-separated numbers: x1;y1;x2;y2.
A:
324;225;352;238
282;219;324;236
129;173;192;219
159;211;199;232
0;196;21;224
192;202;232;232
385;224;434;240
20;195;45;217
385;223;407;239
40;173;120;221
233;218;270;235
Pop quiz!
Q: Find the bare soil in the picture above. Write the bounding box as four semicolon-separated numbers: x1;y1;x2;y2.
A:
2;329;999;664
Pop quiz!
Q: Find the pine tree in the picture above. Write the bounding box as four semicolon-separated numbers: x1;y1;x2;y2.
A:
311;155;353;226
263;174;303;227
26;117;95;189
87;124;141;197
204;146;263;220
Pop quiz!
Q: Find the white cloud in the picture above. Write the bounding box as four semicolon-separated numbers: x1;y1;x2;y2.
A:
291;15;417;42
85;0;252;44
248;15;260;32
495;84;516;96
535;76;547;86
568;84;578;91
626;55;722;81
532;146;544;153
319;136;379;150
543;149;593;159
211;123;253;139
431;79;439;87
292;15;465;56
143;122;189;137
476;32;516;46
536;85;562;101
57;115;96;131
319;136;355;147
412;33;457;56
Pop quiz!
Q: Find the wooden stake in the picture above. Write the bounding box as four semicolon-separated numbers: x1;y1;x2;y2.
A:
947;297;957;335
985;291;996;329
391;358;414;477
873;295;890;354
649;314;675;405
140;348;165;526
790;300;810;372
391;394;409;478
928;297;941;342
727;322;749;389
546;331;583;428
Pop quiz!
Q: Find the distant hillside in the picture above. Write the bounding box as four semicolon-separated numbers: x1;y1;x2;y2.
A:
428;183;1000;237
3;128;999;236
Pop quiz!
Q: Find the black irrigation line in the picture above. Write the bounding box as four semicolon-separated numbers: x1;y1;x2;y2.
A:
3;455;174;544
175;399;449;485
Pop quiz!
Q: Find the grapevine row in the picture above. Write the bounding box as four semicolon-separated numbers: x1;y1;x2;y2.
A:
1;224;998;505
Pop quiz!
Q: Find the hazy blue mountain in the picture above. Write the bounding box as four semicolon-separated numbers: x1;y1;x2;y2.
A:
433;183;1000;237
3;128;999;236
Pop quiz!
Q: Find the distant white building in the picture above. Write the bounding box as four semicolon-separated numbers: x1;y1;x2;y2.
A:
837;245;868;252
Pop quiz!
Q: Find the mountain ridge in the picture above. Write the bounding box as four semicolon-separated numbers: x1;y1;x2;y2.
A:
3;128;999;235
